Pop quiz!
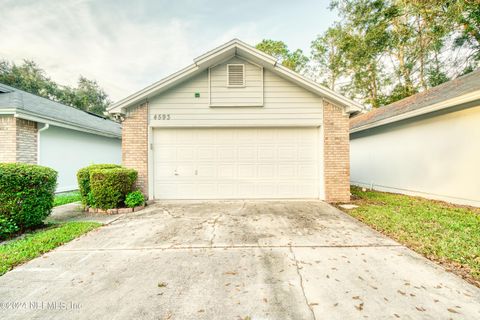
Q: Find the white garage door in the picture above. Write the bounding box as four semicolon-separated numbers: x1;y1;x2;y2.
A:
153;127;320;199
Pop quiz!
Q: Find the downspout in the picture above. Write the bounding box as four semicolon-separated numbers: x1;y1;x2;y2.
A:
37;123;49;164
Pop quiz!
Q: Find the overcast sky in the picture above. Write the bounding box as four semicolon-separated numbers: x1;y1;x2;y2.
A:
0;0;336;101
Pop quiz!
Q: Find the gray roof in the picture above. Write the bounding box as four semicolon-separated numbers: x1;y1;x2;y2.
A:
0;83;121;138
351;68;480;131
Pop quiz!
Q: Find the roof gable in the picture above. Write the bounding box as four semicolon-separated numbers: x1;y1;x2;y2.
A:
108;39;365;114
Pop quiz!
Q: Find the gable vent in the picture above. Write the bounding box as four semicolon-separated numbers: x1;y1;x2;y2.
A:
227;64;245;87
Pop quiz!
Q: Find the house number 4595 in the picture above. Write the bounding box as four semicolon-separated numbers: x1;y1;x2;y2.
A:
153;114;171;120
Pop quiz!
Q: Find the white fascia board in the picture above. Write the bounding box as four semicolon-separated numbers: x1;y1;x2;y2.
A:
350;91;480;134
194;39;276;67
13;111;121;139
108;64;200;113
0;109;15;115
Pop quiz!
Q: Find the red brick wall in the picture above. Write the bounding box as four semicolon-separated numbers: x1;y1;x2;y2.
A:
323;101;350;202
122;103;148;196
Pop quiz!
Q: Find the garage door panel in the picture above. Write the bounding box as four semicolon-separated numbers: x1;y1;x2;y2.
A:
153;127;320;199
237;146;256;160
217;147;236;160
258;164;275;178
238;165;256;178
278;183;296;196
278;165;296;177
298;165;317;177
197;147;215;160
197;165;216;177
258;146;275;160
155;146;176;162
218;165;235;178
298;146;316;160
177;147;195;160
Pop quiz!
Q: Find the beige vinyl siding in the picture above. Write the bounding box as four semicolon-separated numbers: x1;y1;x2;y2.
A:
148;56;324;127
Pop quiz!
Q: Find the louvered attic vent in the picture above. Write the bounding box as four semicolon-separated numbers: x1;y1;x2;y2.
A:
227;64;245;87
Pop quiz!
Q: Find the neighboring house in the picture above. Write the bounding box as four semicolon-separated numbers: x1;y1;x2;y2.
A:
350;69;480;207
0;83;122;192
108;39;363;202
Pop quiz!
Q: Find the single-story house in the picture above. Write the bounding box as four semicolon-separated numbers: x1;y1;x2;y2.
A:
0;83;122;192
350;69;480;207
108;39;364;202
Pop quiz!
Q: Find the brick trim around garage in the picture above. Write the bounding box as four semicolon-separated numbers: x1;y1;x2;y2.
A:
122;103;148;196
323;100;350;203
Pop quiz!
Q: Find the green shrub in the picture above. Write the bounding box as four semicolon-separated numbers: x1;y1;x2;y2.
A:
90;168;137;209
77;164;121;205
87;192;96;208
0;217;19;239
0;163;57;239
125;191;145;208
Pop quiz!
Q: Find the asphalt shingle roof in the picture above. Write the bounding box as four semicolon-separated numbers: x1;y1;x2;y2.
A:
350;68;480;131
0;83;121;137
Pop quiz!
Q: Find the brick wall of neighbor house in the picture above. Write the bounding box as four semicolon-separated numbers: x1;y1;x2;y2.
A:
0;115;17;162
0;116;38;164
323;100;350;202
122;103;148;196
16;118;37;164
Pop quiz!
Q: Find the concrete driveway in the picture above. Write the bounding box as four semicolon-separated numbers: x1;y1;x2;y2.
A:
1;201;479;319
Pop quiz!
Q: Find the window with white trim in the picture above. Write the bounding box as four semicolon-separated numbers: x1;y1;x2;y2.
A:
227;64;245;87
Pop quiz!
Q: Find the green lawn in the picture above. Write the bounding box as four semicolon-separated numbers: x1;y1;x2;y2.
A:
345;186;480;286
0;221;100;276
54;191;81;207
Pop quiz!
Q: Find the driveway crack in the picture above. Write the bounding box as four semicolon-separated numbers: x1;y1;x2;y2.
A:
209;214;221;246
289;246;317;320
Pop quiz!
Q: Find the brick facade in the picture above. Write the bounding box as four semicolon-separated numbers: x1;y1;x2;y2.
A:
0;115;17;162
16;119;37;164
122;103;148;196
0;115;38;164
323;100;351;202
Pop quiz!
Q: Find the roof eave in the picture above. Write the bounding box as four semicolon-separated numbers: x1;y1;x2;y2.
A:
1;108;121;138
350;90;480;134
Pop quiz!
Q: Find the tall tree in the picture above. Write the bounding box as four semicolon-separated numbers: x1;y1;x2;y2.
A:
311;25;347;91
321;0;472;107
0;60;111;116
328;0;393;107
0;60;58;99
256;39;309;72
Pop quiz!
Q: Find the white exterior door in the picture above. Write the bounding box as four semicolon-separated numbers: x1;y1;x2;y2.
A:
152;127;320;199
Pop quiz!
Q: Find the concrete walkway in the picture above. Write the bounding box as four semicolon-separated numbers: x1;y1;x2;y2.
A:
1;201;479;319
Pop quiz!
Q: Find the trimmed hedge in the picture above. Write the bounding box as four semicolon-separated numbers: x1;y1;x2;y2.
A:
90;168;137;209
77;164;121;205
0;163;57;239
